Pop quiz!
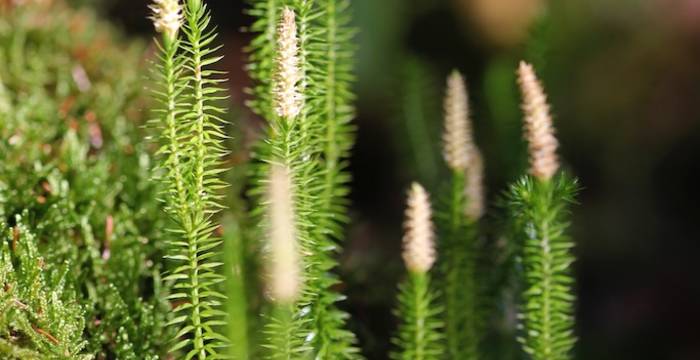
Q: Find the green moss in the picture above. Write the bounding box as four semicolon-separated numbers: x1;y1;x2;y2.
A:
0;2;171;358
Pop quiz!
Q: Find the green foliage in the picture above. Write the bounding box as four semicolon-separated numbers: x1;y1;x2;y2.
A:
391;271;443;360
435;172;482;359
0;2;172;358
250;105;314;359
0;217;89;359
149;0;230;358
246;0;281;120
0;1;584;359
507;174;578;360
262;304;311;359
223;220;251;360
301;0;360;357
246;0;360;358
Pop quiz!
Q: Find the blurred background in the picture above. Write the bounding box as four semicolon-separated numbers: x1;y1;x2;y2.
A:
85;0;700;358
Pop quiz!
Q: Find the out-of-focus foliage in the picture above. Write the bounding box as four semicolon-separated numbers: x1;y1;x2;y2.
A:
395;59;444;191
0;2;172;357
435;172;483;359
1;217;89;359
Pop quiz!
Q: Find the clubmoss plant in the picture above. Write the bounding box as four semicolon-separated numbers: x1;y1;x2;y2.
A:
248;7;316;358
391;183;443;360
247;2;360;358
302;1;361;357
149;0;230;357
509;61;578;360
437;70;485;360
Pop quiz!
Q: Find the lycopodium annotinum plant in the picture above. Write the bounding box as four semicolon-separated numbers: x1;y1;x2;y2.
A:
437;70;486;360
149;0;229;358
508;62;579;360
248;8;315;358
247;1;360;358
391;183;444;360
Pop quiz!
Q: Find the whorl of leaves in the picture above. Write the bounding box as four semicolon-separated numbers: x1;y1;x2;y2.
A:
262;304;311;359
508;174;578;360
390;272;443;360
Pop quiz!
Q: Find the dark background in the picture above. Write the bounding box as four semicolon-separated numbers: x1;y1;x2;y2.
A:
93;0;700;358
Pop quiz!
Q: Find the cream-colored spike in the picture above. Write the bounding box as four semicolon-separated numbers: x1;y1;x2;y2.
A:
442;71;485;219
149;0;182;41
273;7;302;120
443;70;474;172
402;183;436;273
266;163;301;303
517;61;560;181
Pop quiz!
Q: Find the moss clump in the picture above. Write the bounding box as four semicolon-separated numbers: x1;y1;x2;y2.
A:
0;2;172;358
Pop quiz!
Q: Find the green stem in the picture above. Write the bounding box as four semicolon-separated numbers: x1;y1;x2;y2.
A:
443;173;463;359
159;31;205;358
226;222;250;360
186;7;207;219
162;38;191;228
320;0;339;210
323;0;339;165
412;272;427;360
442;171;479;360
535;181;554;358
393;270;441;360
182;2;209;357
188;227;205;360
